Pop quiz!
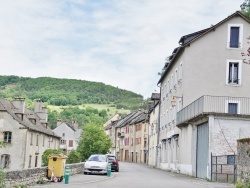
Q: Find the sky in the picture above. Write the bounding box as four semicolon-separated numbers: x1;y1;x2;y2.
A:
0;0;242;98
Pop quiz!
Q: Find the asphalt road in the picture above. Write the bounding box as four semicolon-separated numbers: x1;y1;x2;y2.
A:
31;162;235;188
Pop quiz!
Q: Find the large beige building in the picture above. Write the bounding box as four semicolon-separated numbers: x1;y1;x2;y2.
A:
157;11;250;179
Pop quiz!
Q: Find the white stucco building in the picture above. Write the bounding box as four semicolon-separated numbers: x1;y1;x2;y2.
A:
53;120;82;154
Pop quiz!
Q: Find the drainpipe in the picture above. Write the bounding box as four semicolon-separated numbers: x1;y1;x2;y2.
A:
156;83;161;168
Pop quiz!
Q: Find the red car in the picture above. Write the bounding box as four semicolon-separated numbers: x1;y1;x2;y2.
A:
106;154;119;172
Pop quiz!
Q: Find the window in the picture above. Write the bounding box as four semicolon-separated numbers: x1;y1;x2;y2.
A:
227;24;243;49
178;62;183;82
60;139;66;144
1;154;10;169
4;132;12;143
227;155;235;165
35;155;38;167
228;103;238;114
36;134;39;146
174;68;178;89
68;140;73;147
29;155;32;168
30;133;33;145
43;136;45;147
225;100;240;114
226;60;242;85
62;133;65;137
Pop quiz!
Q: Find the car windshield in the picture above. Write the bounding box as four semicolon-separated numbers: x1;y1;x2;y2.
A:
88;155;106;162
108;156;116;162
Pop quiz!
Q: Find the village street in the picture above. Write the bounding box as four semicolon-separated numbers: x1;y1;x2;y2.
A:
32;162;234;188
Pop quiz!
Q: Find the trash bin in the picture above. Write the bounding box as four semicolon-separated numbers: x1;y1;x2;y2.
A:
47;154;67;182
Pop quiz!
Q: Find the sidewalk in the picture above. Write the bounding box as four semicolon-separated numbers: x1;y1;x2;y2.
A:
30;173;116;188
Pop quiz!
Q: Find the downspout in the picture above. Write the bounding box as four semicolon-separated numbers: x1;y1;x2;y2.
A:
156;83;161;168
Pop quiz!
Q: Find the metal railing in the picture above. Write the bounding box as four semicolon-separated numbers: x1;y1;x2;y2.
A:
177;96;250;125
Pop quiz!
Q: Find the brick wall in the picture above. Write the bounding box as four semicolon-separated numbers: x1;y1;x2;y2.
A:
237;138;250;186
4;162;85;187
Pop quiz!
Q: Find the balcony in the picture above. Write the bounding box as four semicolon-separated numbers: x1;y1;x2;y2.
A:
176;95;250;127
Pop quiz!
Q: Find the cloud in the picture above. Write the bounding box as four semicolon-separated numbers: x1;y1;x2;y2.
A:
0;0;241;98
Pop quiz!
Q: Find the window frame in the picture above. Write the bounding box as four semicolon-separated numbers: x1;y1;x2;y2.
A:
1;154;10;169
3;131;12;143
227;24;243;49
225;100;240;114
226;60;242;85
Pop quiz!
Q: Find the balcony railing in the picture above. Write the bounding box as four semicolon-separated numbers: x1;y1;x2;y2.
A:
176;95;250;126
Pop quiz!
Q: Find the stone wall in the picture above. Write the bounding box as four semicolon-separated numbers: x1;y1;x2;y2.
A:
4;162;85;187
237;138;250;186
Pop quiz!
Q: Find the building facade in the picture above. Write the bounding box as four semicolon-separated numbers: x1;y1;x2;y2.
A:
0;98;60;171
157;11;250;178
53;120;82;154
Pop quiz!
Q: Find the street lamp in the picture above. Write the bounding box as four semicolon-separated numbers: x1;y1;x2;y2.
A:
171;96;183;107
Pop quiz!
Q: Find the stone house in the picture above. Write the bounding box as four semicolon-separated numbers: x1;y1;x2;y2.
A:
103;114;120;155
157;11;250;179
53;120;82;154
0;98;60;171
129;111;149;164
115;111;140;161
103;110;149;164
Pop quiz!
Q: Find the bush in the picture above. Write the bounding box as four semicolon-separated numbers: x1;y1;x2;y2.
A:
0;169;6;188
42;149;63;166
66;150;81;164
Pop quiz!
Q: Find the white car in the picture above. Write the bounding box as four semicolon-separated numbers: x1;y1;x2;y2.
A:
84;154;108;175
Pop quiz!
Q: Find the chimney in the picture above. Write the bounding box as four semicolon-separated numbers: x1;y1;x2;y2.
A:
57;119;62;127
35;100;48;124
34;99;43;113
12;97;26;113
72;120;78;131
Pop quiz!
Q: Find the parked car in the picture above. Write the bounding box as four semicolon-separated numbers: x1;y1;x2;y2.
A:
84;154;108;175
107;154;119;172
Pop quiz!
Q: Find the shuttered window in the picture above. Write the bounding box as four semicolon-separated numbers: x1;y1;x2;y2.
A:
230;27;240;48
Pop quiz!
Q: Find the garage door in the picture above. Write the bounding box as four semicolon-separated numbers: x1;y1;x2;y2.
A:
197;122;209;178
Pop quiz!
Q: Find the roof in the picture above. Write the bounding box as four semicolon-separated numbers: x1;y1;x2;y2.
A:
115;111;141;128
158;11;250;84
0;99;60;138
55;121;79;132
151;93;160;100
129;111;148;125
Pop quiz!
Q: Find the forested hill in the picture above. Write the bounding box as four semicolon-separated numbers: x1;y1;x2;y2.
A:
0;76;145;110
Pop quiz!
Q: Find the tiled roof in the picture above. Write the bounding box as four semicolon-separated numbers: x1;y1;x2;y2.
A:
0;99;60;138
115;111;141;128
129;111;148;124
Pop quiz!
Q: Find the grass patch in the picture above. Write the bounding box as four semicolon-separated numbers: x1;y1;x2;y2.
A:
47;104;131;117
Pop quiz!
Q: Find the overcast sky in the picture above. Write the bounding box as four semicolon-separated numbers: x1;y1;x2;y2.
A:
0;0;241;98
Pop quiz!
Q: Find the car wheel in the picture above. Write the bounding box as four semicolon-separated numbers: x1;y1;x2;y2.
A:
115;168;119;172
84;172;87;175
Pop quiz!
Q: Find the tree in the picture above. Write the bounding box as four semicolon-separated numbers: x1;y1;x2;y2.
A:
241;0;250;19
41;149;63;166
241;0;250;10
66;150;81;164
77;123;112;161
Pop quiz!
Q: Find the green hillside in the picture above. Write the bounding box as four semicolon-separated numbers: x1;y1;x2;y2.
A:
0;75;146;128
